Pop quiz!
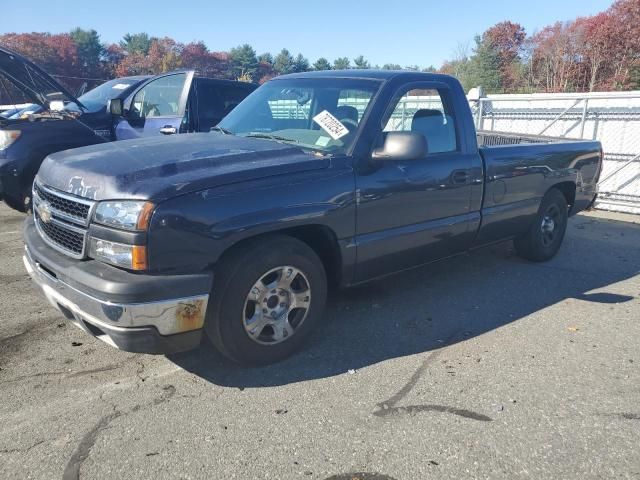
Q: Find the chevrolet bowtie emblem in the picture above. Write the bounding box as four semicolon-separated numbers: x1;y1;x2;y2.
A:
37;200;53;223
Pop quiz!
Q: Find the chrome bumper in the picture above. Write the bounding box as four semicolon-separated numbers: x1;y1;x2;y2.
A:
23;247;209;352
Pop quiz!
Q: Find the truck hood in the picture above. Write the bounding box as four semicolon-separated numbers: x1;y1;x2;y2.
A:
37;133;330;201
0;46;85;109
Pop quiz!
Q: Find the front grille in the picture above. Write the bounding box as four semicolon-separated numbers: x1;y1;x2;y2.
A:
33;182;95;259
36;215;85;255
34;183;91;223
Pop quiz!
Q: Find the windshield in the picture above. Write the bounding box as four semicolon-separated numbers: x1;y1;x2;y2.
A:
67;78;141;113
218;78;381;155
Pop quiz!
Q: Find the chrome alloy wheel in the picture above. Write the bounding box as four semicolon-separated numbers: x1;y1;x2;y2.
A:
540;204;561;247
242;266;311;345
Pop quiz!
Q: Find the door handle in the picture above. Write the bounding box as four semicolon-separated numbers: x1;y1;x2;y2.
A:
160;125;178;135
451;170;470;184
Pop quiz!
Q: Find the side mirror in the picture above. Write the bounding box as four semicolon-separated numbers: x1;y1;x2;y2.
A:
108;98;124;116
372;131;427;161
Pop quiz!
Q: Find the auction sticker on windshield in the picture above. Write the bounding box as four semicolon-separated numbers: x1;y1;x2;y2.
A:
313;110;349;140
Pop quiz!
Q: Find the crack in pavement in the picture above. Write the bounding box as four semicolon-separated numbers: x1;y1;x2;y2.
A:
0;439;45;454
373;336;492;422
1;360;139;385
62;411;122;480
62;384;177;479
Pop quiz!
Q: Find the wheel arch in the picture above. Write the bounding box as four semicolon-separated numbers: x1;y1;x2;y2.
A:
214;224;344;287
548;181;576;213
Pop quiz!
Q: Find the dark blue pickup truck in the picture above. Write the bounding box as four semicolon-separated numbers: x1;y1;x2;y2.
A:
0;46;256;211
23;70;602;365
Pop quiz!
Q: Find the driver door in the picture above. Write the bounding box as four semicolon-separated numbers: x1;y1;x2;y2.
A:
354;83;477;281
114;71;195;140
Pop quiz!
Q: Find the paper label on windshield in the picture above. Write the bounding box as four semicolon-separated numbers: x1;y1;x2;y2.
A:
313;110;349;140
112;83;130;90
315;136;331;147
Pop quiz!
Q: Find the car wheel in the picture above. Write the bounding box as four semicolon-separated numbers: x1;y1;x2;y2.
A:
514;188;568;262
3;193;28;213
205;234;327;366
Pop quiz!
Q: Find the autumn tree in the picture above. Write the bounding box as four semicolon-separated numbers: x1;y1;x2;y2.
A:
483;21;526;90
529;22;581;92
606;0;640;89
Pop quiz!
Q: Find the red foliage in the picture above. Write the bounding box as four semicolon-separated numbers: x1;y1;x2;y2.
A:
483;21;526;90
0;32;79;77
1;1;638;94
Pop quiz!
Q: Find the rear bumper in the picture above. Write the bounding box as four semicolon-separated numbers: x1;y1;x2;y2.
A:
23;218;213;354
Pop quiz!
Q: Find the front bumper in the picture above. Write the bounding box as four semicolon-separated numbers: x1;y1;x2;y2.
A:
23;218;213;354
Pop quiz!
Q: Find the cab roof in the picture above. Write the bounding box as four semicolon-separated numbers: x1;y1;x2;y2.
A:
276;69;455;83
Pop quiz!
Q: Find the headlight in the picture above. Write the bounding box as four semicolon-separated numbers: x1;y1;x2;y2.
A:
94;200;154;231
89;238;147;270
0;130;21;150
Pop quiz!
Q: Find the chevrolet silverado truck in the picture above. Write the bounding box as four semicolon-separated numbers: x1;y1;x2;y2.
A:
23;70;602;366
0;46;256;211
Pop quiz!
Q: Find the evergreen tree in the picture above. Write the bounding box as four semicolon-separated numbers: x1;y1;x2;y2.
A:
119;33;152;55
258;52;274;65
274;48;295;74
333;57;350;69
353;55;370;69
69;28;104;77
229;44;259;81
466;35;503;92
313;57;332;71
292;53;310;73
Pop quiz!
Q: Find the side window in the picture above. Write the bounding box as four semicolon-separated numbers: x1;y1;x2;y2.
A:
196;81;225;125
216;85;251;117
384;88;458;154
129;73;187;119
196;82;251;131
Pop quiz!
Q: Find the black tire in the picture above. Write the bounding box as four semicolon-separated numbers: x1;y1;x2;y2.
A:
3;193;29;213
514;188;568;262
204;234;328;366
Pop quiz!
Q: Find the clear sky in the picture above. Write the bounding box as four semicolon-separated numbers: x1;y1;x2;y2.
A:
3;0;614;67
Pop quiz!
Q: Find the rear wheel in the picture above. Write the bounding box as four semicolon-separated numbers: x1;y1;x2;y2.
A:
205;235;327;366
514;188;568;262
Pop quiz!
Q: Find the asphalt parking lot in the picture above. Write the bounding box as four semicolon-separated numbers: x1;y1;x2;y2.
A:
0;203;639;480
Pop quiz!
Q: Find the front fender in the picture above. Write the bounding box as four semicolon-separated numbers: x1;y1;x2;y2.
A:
147;165;356;274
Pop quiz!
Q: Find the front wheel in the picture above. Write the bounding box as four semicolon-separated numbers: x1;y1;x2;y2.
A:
514;188;568;262
205;235;327;366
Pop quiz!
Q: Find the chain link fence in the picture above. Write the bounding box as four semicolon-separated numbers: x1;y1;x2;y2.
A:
471;91;640;214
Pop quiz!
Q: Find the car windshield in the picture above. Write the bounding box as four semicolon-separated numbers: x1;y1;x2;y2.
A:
217;78;381;155
66;78;140;113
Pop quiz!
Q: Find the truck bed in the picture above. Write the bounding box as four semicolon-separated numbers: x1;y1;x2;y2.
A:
474;132;602;246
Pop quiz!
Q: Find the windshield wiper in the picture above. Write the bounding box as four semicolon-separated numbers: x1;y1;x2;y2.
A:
243;132;300;144
210;126;234;135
